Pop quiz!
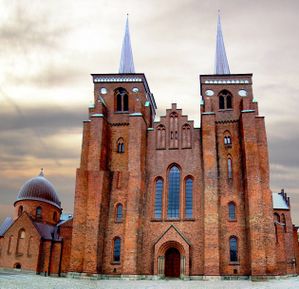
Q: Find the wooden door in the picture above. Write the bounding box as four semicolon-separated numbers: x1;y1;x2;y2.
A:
164;248;180;277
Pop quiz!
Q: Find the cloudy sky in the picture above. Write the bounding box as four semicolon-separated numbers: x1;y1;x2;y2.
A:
0;0;299;225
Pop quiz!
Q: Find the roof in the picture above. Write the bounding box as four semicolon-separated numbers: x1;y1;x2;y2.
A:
272;193;289;210
0;217;13;236
33;222;61;241
15;170;61;209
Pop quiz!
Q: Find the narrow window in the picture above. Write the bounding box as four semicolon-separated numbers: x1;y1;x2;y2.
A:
123;93;128;111
113;238;121;262
227;158;233;179
169;112;178;149
228;202;236;220
27;236;33;257
116;204;123;222
18;206;23;217
154;179;163;219
167;165;181;219
229;237;238;262
227;94;232;108
117;93;122;111
7;235;13;254
115;88;129;112
219;94;225;109
185;178;193;218
36;207;42;219
219;90;233;110
117;138;125;153
16;229;25;255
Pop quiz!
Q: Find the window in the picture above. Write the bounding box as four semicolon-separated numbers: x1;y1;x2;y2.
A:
167;165;181;218
16;229;25;255
219;90;233;110
113;237;121;262
229;237;238;262
185;178;193;218
228;202;236;220
156;125;166;149
18;206;23;217
224;136;232;145
116;204;123;222
36;207;42;219
182;124;192;148
154;178;163;219
117;138;125;153
227;158;233;179
7;235;13;254
115;88;129;112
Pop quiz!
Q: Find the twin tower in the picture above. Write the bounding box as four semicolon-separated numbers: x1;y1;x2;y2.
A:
68;15;298;278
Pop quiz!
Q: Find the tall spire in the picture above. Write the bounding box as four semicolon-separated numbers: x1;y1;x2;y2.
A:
215;11;230;74
119;14;135;74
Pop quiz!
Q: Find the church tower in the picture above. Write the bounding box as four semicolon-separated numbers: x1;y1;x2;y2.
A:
200;12;277;276
69;16;156;275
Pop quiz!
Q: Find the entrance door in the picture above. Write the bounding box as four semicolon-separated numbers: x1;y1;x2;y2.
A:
164;248;180;277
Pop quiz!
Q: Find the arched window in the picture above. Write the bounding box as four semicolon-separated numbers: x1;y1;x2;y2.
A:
27;236;33;256
113;237;121;262
116;204;123;222
219;90;233;110
228;202;236;220
281;214;287;232
154;178;163;219
36;207;42;219
167;165;181;219
156;125;166;149
182;124;192;148
115;88;129;112
185;178;193;218
16;229;25;255
229;237;238;262
18;206;23;217
227;157;233;179
169;112;178;149
7;235;13;254
117;138;125;153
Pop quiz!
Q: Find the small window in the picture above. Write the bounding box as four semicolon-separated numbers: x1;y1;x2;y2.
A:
18;206;23;217
185;178;193;218
113;237;121;263
20;230;25;239
227;158;233;179
229;237;238;262
115;88;129;112
36;207;42;219
117;138;125;153
224;136;232;145
116;204;123;222
219;90;233;110
228;202;236;220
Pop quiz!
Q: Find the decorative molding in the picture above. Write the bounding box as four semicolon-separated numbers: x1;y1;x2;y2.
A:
204;79;250;85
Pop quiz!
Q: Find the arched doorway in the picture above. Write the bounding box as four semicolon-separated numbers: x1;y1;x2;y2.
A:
14;263;21;269
164;247;180;277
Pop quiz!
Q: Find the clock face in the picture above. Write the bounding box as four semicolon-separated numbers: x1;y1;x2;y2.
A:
238;89;247;97
205;89;214;96
132;87;139;93
100;87;108;94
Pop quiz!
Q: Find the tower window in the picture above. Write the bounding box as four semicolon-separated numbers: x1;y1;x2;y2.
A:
116;204;123;222
154;178;163;219
229;236;238;262
117;138;125;153
115;88;129;112
113;237;121;263
219;90;233;110
227;157;233;179
167;165;180;219
228;202;236;220
185;177;193;218
36;207;42;219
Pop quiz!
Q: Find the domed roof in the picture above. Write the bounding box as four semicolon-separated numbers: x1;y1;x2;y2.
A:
15;169;61;208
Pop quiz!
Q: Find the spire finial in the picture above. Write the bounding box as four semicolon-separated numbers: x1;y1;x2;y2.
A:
39;168;44;177
215;11;230;74
119;14;135;74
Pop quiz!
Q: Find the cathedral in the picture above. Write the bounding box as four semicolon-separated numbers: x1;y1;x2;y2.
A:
0;15;298;279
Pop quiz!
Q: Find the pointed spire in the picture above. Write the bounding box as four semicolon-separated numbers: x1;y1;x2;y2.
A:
215;10;230;74
119;14;135;74
39;168;44;177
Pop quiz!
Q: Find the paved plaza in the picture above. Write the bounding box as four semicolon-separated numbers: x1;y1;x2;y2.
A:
0;272;299;289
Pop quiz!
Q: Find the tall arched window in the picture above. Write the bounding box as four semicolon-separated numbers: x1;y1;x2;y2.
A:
36;207;42;219
227;157;233;179
7;235;13;254
185;178;193;218
117;138;125;153
116;204;123;222
169;112;178;149
115;88;129;112
16;229;26;255
18;206;23;217
224;131;232;146
228;202;236;220
182;124;192;148
154;178;163;219
156;125;166;149
229;236;238;262
219;90;233;110
113;237;121;262
167;165;181;219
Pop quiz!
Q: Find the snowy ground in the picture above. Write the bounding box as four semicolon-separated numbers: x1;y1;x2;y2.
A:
0;272;298;289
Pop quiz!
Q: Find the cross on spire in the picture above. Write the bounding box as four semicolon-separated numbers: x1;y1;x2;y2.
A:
215;10;230;74
119;14;135;74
